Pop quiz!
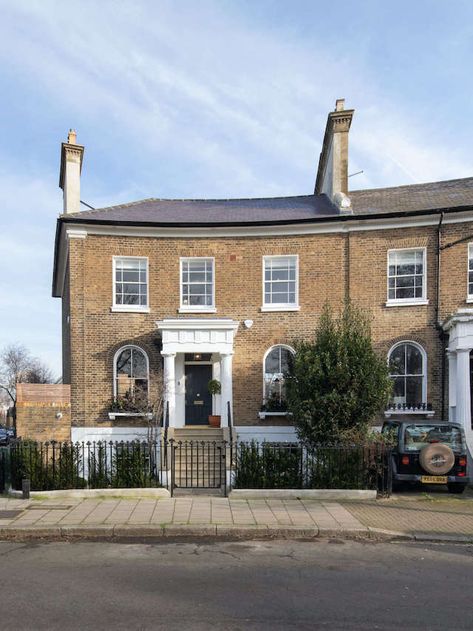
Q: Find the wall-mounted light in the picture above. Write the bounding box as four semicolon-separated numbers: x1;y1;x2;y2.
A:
244;320;253;329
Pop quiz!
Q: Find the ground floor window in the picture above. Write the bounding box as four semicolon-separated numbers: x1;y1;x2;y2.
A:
388;341;426;406
263;345;295;410
114;345;149;407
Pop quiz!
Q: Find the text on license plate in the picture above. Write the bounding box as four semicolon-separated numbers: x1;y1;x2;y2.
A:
421;475;448;484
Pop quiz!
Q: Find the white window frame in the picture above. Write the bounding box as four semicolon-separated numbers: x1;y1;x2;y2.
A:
112;344;150;400
467;243;473;302
111;256;150;313
261;255;300;312
179;257;216;313
387;340;427;407
386;247;428;307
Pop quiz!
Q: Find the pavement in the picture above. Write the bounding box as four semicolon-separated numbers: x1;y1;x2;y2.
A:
1;487;473;543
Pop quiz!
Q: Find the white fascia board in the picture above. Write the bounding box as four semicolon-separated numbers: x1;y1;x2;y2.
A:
61;210;473;240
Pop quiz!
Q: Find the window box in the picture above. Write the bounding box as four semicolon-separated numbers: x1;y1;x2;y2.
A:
384;406;435;418
108;412;153;420
258;411;292;419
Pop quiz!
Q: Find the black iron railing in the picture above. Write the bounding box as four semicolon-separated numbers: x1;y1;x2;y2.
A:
232;442;392;495
3;439;392;497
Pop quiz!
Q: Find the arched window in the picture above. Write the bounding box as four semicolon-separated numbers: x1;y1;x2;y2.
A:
114;346;149;404
388;342;426;406
263;345;295;407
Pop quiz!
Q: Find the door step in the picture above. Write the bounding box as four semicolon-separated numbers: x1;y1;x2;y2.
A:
174;428;224;442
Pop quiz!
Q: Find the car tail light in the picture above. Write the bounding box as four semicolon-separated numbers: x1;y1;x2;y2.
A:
401;455;410;465
458;472;466;477
459;457;467;467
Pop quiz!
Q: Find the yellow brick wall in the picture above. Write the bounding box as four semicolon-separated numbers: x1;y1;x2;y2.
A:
63;221;473;429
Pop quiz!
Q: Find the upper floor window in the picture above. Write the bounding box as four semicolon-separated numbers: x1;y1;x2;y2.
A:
180;257;215;312
113;257;149;312
114;345;149;406
263;345;295;410
387;248;426;305
262;255;299;311
468;244;473;300
388;341;426;407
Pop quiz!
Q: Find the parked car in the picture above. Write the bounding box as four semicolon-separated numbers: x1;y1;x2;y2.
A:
382;420;469;494
5;427;15;439
0;427;9;446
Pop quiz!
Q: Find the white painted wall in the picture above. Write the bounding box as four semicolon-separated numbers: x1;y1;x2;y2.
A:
71;427;159;443
235;426;298;443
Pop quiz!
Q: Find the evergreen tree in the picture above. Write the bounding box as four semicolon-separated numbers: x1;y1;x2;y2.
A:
286;302;392;446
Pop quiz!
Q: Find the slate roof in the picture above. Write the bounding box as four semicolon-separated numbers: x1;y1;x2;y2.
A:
61;177;473;226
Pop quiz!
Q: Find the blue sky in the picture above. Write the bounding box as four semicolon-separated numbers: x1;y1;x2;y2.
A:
0;0;472;377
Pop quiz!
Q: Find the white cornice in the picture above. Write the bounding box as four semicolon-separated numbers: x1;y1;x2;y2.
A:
62;210;473;240
53;210;473;298
66;228;87;239
156;318;239;332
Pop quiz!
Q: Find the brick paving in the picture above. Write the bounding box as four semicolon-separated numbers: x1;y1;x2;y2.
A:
1;492;472;539
345;492;473;537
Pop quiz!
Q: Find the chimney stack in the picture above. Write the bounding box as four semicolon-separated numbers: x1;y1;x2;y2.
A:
59;129;84;214
315;99;354;213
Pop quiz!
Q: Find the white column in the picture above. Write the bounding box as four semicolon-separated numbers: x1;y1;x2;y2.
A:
162;352;176;427
220;352;233;428
447;351;457;422
455;349;471;433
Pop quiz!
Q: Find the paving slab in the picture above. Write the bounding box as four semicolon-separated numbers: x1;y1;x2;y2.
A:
0;492;471;543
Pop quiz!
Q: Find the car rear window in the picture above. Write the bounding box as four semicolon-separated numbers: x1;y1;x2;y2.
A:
404;424;463;452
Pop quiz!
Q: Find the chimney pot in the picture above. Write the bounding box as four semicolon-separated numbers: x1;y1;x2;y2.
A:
67;129;77;145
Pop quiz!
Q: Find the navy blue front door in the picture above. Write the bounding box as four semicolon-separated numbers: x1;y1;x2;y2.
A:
185;364;212;425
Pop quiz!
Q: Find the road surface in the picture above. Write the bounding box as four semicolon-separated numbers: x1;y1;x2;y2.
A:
0;539;472;629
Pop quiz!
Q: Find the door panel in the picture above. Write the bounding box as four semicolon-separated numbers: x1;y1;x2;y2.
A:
185;364;212;425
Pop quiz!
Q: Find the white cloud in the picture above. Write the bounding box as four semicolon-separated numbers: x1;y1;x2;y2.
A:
0;0;472;377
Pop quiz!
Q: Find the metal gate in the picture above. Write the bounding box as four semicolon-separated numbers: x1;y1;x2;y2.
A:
170;440;227;495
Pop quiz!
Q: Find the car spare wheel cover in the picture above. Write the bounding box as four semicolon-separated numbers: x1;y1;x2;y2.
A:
419;443;455;475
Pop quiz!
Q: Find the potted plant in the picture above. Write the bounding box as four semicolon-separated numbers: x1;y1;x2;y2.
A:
207;379;221;427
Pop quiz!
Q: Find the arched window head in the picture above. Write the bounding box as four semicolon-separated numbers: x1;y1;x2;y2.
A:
264;345;295;407
388;342;426;406
114;346;149;405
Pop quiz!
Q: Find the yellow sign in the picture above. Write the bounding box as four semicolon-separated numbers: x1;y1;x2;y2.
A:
421;476;448;484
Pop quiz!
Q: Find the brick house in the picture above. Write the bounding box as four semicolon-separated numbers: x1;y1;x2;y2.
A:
52;100;473;451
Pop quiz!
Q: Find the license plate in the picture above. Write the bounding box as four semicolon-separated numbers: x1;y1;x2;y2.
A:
421;475;448;484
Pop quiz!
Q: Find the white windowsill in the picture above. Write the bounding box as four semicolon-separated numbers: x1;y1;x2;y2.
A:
178;307;217;314
466;298;473;303
260;305;300;312
111;306;150;313
385;300;429;308
108;412;153;420
384;409;435;418
258;411;293;419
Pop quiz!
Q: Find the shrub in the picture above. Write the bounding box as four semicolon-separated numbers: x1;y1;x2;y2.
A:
286;302;392;446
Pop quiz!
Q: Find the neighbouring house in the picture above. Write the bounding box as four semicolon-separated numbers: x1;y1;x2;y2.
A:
16;383;71;442
51;99;473;451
